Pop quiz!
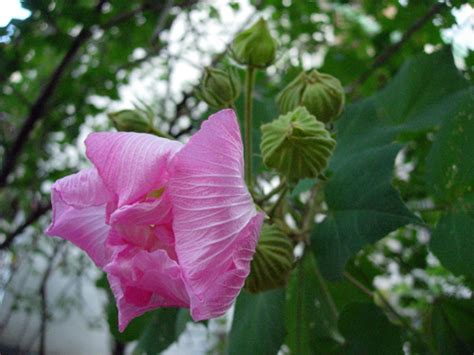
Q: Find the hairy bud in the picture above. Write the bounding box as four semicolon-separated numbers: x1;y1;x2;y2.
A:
245;223;294;293
108;109;151;133
230;18;278;68
196;67;241;108
260;107;336;181
277;70;345;123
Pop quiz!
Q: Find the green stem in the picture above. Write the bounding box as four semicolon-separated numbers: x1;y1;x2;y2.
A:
343;271;373;298
267;186;288;219
313;254;339;322
244;66;256;190
296;256;304;355
256;178;287;204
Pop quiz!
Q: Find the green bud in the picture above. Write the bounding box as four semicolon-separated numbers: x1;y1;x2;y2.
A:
245;223;294;293
196;66;241;108
108;109;151;133
230;17;278;68
260;107;336;181
277;69;345;123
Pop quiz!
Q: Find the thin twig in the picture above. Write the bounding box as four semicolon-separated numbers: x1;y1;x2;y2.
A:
313;254;339;321
347;2;447;96
256;178;287;204
0;0;193;188
0;201;51;250
38;242;64;355
151;0;174;46
343;271;373;298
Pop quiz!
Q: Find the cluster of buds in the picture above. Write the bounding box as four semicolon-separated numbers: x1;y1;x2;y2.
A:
192;17;345;294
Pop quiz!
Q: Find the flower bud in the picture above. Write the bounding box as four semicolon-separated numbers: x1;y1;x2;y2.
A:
260;107;336;182
277;69;345;123
196;67;241;108
108;109;151;133
230;17;278;68
245;223;294;293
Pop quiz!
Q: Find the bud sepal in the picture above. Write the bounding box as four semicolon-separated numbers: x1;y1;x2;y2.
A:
230;17;278;68
260;107;336;182
277;69;345;123
196;66;241;109
245;223;294;293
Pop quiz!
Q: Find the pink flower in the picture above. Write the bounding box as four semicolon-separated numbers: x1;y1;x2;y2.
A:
46;109;264;331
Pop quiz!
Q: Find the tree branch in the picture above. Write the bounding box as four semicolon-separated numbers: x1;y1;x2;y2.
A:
38;242;63;355
0;26;92;188
0;201;51;250
347;2;447;95
0;0;189;188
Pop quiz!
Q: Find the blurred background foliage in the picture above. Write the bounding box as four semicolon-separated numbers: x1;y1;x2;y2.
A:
0;0;473;354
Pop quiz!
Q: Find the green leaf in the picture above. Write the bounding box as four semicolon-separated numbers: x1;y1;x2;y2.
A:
228;289;286;355
96;274;154;344
106;300;153;343
133;308;179;355
312;49;471;280
285;253;342;355
430;297;474;355
425;88;474;203
312;135;417;280
290;178;317;198
174;308;208;337
339;302;403;355
430;208;474;280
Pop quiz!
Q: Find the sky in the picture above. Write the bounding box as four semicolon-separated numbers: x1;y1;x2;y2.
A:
1;0;472;52
0;0;30;27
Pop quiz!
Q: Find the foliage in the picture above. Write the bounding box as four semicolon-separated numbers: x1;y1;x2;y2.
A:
1;0;473;354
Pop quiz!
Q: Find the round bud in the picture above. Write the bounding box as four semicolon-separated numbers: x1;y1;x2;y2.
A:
108;109;151;133
230;17;278;68
196;67;241;108
245;223;294;293
277;69;345;123
260;107;336;182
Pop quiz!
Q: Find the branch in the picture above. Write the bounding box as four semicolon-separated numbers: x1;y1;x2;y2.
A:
0;201;51;250
347;2;447;95
0;26;92;188
150;0;174;46
168;10;261;133
38;242;63;355
0;0;185;188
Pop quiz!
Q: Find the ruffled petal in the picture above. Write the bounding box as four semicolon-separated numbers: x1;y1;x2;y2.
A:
168;109;264;320
85;132;183;206
46;169;113;267
105;244;189;331
110;192;173;227
52;168;114;207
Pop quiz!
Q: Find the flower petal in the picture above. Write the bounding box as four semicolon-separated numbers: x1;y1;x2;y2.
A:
110;192;173;227
168;109;264;320
46;169;113;267
85;132;183;206
105;244;189;331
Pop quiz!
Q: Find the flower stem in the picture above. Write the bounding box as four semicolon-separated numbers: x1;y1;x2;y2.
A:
244;66;256;190
256;178;286;204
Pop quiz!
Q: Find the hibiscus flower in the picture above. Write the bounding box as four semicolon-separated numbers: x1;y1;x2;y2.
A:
46;109;264;331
